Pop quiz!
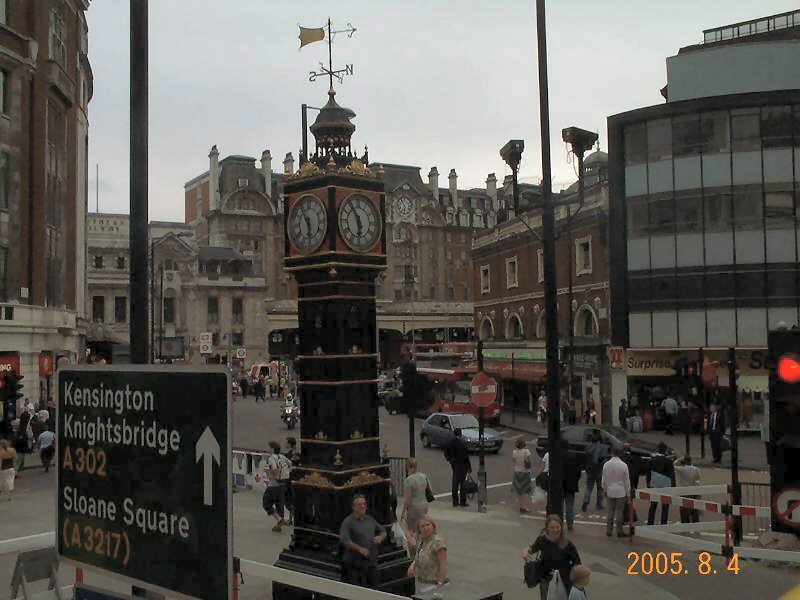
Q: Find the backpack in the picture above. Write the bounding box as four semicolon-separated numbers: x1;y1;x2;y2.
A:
277;454;292;481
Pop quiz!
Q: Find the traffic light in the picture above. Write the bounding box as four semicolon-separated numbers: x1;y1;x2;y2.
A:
399;363;435;415
767;329;800;534
2;370;22;425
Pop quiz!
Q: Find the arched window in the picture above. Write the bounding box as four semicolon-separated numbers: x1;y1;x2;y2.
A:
535;312;546;339
479;317;494;341
574;305;599;337
505;314;523;340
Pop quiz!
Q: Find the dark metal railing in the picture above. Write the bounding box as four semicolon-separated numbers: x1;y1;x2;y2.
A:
703;10;800;44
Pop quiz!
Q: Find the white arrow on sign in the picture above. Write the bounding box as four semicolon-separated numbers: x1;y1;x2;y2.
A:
196;426;221;507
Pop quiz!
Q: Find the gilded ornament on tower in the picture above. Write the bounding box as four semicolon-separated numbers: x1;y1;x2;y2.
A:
333;449;343;466
350;430;364;440
315;431;328;441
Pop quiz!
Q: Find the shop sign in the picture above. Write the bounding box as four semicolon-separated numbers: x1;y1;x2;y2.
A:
625;352;676;377
573;353;599;372
40;352;54;377
609;347;625;370
483;348;546;361
0;353;20;374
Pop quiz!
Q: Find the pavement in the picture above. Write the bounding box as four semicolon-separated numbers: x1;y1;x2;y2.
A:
1;470;795;600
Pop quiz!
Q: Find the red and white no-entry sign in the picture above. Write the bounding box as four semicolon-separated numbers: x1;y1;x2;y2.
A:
470;371;497;408
773;487;800;528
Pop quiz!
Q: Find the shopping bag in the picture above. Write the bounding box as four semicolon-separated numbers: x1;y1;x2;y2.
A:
391;522;408;553
546;570;568;600
531;485;547;504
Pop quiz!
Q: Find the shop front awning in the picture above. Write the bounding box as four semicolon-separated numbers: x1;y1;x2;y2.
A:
465;359;548;383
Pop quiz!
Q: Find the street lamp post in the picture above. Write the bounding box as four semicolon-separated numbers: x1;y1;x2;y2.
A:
561;127;598;423
535;0;565;518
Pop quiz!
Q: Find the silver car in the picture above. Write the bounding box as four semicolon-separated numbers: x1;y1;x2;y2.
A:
420;413;503;453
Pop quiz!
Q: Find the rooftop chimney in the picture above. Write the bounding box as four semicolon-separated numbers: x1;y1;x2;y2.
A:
261;150;272;198
449;169;459;209
283;152;294;175
486;173;498;212
428;167;439;205
209;145;220;211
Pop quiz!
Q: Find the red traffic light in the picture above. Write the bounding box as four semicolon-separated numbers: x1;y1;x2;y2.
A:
777;355;800;384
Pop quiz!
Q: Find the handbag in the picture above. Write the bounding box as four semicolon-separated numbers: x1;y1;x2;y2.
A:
535;471;549;490
463;473;478;496
425;478;435;503
523;551;544;588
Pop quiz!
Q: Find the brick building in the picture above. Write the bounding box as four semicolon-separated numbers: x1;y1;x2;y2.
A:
0;0;92;413
472;151;612;420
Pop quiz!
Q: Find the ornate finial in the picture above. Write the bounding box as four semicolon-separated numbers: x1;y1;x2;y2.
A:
325;154;337;172
350;430;364;440
382;444;390;459
333;449;343;466
315;431;328;441
329;267;338;278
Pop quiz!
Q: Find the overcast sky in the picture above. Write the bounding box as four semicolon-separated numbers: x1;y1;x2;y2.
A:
86;1;799;222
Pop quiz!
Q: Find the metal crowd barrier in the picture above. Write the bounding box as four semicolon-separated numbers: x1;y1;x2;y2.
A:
739;481;771;537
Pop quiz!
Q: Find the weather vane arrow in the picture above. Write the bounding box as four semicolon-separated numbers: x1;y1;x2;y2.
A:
298;18;356;90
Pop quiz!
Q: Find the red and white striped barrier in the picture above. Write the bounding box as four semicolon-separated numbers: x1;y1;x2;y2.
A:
635;485;771;519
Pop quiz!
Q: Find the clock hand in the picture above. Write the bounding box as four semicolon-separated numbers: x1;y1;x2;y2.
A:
303;214;313;235
354;211;364;235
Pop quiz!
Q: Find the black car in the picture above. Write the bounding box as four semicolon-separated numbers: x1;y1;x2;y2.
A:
535;424;676;465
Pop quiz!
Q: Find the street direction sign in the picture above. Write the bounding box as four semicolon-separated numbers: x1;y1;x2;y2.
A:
470;371;497;408
57;366;232;600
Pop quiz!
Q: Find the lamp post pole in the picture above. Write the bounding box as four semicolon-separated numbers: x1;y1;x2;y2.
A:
535;0;564;518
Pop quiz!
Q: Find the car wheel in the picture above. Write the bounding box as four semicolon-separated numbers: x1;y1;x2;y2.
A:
421;434;431;448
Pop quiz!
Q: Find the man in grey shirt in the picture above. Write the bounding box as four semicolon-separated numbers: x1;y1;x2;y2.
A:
340;493;386;587
661;393;679;436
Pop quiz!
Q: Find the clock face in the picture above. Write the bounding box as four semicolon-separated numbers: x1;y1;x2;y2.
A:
395;196;413;218
338;194;382;253
288;194;327;254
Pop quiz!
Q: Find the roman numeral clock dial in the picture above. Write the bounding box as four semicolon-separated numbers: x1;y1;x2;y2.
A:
289;195;327;254
338;194;382;252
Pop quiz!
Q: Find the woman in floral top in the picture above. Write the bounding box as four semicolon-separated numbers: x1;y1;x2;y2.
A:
406;514;447;593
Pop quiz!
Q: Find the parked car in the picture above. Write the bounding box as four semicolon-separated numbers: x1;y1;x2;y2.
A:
420;413;503;453
535;424;675;465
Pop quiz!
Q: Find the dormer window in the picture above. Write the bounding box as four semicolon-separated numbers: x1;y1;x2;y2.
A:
238;177;249;188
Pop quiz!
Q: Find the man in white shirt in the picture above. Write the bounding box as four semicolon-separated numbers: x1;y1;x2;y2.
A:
601;447;630;537
37;425;56;473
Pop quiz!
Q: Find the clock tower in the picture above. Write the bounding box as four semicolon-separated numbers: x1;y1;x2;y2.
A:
274;88;413;597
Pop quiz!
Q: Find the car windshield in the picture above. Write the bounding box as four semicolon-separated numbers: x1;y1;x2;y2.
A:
602;425;631;441
450;415;479;430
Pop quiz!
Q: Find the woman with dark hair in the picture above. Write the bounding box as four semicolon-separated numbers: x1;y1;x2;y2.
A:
522;514;581;600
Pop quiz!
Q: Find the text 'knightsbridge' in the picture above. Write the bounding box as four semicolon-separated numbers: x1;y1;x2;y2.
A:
62;381;181;455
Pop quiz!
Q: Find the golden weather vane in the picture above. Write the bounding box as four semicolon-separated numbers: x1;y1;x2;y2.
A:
298;18;356;90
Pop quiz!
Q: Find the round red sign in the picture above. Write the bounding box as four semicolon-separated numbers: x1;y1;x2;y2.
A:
470;371;498;408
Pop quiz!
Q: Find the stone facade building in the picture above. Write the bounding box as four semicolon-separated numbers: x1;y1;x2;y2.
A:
183;145;508;366
86;214;270;366
0;0;92;412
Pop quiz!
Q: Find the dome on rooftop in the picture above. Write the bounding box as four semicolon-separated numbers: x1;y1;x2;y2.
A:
584;150;608;166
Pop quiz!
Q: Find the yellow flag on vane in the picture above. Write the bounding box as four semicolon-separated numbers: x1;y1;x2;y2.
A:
299;26;325;49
